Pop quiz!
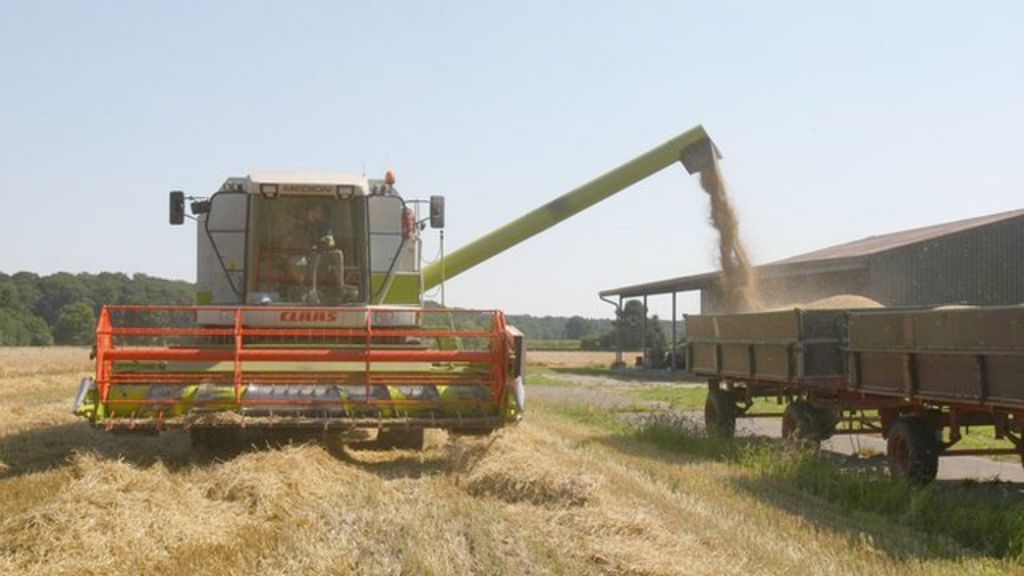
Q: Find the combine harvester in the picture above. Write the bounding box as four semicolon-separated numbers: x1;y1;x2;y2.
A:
74;126;722;448
687;306;1024;483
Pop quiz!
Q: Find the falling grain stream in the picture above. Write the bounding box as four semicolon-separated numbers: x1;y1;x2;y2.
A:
698;159;760;312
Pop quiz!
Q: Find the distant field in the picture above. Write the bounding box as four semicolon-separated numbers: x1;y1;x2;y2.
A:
525;339;582;351
527;349;626;368
2;348;1022;575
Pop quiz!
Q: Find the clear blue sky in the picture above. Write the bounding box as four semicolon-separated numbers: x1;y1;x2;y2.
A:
2;2;1021;318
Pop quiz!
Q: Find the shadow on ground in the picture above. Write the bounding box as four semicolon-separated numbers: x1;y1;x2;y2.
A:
0;422;193;479
334;433;496;480
0;421;491;482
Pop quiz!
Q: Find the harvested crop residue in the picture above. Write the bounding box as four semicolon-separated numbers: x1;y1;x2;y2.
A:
456;426;600;506
0;421;696;575
3;348;1020;576
698;157;760;312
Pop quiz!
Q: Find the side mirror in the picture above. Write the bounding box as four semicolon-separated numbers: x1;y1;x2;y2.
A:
169;191;185;225
190;200;211;215
429;195;445;229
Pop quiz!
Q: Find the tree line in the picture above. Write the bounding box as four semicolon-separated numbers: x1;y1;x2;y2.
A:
0;271;677;350
0;272;194;345
505;314;613;341
510;304;676;351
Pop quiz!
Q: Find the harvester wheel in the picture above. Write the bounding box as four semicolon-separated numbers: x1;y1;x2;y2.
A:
704;389;737;438
376;428;426;450
189;427;241;454
448;427;495;437
782;401;826;444
887;417;940;485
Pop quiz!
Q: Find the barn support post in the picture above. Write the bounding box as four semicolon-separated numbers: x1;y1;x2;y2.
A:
642;295;648;367
671;292;678;370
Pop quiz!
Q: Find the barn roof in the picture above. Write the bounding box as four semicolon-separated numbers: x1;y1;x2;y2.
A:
600;209;1024;299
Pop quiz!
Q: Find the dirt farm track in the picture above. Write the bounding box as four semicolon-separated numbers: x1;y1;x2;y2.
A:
1;347;1022;576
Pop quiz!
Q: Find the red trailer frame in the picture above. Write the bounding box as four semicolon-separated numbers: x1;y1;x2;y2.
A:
687;307;1024;484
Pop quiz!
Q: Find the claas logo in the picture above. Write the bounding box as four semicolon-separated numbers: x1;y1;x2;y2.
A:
279;311;339;322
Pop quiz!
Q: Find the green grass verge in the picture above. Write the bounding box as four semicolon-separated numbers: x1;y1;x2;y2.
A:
539;402;632;434
525;366;575;387
634;413;1024;562
630;385;786;414
950;426;1021;460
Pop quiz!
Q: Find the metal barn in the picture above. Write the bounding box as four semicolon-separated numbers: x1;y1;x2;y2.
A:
599;209;1024;367
603;208;1024;314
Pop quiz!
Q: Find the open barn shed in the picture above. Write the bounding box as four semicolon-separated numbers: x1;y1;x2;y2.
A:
603;208;1024;314
600;209;1024;368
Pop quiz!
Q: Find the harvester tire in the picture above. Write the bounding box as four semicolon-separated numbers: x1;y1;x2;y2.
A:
376;428;426;450
189;427;241;454
448;427;496;437
704;388;737;438
781;400;827;444
887;417;940;485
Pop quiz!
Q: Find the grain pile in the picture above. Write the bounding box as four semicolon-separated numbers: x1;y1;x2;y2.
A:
767;294;884;311
799;294;884;309
698;157;760;312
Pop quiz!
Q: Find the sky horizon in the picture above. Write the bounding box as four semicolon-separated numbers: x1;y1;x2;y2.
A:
3;2;1021;319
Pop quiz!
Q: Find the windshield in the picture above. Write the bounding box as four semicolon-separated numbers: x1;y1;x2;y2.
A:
248;195;367;305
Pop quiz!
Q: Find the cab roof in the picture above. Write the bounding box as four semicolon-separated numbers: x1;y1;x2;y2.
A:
220;172;371;196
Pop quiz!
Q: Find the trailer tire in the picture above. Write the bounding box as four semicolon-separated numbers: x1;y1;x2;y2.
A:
705;389;737;438
816;407;840;439
782;401;827;444
377;428;426;451
887;417;939;485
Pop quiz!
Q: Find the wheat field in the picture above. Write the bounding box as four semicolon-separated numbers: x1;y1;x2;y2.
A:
0;348;1020;575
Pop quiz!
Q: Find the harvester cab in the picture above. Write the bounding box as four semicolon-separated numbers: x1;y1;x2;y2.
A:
176;172;427;310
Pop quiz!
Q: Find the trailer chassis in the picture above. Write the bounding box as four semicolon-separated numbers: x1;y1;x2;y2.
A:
704;377;1024;483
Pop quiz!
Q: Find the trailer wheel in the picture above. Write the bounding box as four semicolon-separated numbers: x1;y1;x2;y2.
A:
782;401;826;443
376;428;426;450
816;407;840;439
705;389;737;438
887;417;939;485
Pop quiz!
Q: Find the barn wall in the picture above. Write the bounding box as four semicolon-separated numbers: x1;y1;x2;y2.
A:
867;218;1024;306
690;216;1024;313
